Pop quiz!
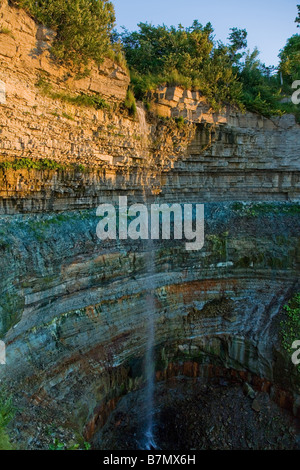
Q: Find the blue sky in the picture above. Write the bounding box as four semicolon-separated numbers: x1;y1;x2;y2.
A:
112;0;299;67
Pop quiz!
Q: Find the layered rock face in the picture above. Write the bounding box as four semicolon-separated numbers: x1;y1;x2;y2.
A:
0;0;299;212
0;94;299;213
151;87;300;202
0;0;129;102
0;1;299;449
0;204;299;447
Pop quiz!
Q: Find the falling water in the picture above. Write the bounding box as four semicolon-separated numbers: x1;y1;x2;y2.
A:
136;104;149;137
136;103;157;449
143;239;157;450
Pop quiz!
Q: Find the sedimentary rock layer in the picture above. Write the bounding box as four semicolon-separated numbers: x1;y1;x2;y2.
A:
0;203;299;445
0;1;299;449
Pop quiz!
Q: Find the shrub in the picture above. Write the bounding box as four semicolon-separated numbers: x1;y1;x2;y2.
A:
12;0;116;66
280;293;300;372
124;89;137;117
175;116;186;129
0;389;16;450
0;158;91;172
36;75;110;110
0;27;15;38
0;158;64;171
119;16;300;119
119;22;243;110
279;34;300;88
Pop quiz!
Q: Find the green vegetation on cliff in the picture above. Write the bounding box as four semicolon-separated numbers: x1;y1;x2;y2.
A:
296;4;300;27
0;158;89;172
12;0;120;66
0;389;15;450
279;34;300;89
281;293;300;372
277;5;300;122
119;21;243;111
10;1;300;121
119;18;300;120
36;73;110;110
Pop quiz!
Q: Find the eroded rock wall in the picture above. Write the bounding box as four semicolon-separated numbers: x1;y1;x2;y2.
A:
0;1;299;449
0;1;299;211
0;203;299;446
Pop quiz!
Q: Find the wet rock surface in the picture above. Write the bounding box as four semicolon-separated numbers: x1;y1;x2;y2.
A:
94;378;300;450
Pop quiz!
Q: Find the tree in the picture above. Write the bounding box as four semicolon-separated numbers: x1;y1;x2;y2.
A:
119;21;242;109
279;34;300;83
296;5;300;27
228;28;248;65
120;21;215;77
12;0;116;65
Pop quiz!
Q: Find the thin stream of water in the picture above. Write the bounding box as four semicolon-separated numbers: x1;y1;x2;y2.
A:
143;243;156;449
137;103;157;449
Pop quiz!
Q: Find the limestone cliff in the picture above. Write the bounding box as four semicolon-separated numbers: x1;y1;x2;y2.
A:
0;0;299;211
0;1;299;450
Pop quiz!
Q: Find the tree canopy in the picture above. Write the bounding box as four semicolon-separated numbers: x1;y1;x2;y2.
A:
119;21;245;110
279;34;300;85
9;1;300;121
296;5;300;27
12;0;116;65
117;5;300;121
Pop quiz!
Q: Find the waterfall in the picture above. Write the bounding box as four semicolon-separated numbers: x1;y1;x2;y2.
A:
136;102;157;449
141;200;157;449
143;239;157;450
136;104;149;139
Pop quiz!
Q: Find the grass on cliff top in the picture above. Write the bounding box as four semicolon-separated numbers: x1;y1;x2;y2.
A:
11;0;118;68
36;75;110;111
0;158;88;172
37;75;138;120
